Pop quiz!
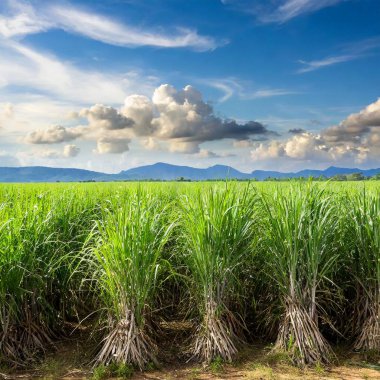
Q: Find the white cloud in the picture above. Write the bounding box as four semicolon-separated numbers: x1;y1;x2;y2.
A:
18;144;80;161
298;55;355;73
122;95;155;135
251;132;362;163
341;98;380;128
251;140;285;161
26;84;271;155
79;104;134;131
250;98;380;166
221;0;347;23
0;97;89;149
0;0;218;51
323;98;380;143
141;137;161;151
256;0;346;24
63;144;80;158
0;1;50;38
297;37;380;73
26;125;80;144
283;132;328;160
95;137;130;154
202;78;296;102
0;40;156;104
149;84;269;145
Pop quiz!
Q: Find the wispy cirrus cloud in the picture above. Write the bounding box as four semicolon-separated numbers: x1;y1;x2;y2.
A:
297;54;355;73
0;39;158;104
202;78;297;102
260;0;347;24
0;0;220;51
0;1;49;37
297;37;380;73
221;0;348;24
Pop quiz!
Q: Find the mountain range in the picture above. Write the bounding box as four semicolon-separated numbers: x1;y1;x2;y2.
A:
0;163;379;182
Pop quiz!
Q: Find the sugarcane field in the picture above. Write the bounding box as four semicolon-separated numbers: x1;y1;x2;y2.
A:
0;181;379;379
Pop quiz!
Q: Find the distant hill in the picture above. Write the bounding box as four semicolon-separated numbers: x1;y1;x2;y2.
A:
250;166;378;180
0;163;380;182
0;167;108;182
116;163;251;181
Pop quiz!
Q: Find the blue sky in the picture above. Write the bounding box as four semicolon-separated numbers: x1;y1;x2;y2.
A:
0;0;379;173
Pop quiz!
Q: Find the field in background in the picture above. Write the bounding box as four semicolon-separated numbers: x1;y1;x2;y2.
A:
1;181;379;379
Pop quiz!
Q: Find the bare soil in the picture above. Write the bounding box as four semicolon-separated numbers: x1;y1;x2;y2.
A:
1;336;379;380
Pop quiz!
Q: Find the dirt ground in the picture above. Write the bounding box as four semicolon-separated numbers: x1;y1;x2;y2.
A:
1;340;379;380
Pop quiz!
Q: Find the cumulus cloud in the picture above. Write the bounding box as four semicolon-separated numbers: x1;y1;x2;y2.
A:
122;95;154;136
342;98;380;128
251;140;286;161
251;132;364;163
283;133;328;160
63;144;80;158
141;137;161;151
26;125;80;144
323;98;380;143
251;98;380;166
25;106;134;154
77;104;135;153
27;84;271;155
79;104;134;131
147;84;270;149
20;145;80;160
95;137;130;154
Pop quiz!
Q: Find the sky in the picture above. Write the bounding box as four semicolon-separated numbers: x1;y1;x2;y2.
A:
0;0;379;173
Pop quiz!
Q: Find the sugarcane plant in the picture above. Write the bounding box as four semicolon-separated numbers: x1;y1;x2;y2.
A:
348;190;380;353
260;184;339;365
178;184;257;363
0;193;65;366
88;190;174;369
